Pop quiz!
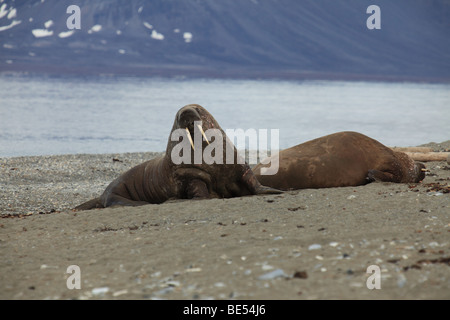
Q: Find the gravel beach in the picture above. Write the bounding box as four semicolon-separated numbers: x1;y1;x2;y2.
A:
1;141;449;300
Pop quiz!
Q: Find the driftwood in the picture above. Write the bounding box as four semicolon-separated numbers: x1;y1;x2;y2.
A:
390;147;433;153
389;147;449;162
403;152;449;162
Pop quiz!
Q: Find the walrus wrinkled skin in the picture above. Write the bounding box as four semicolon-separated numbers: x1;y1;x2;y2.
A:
75;104;281;210
253;131;426;190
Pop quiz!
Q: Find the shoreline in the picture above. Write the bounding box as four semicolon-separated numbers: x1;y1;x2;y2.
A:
2;67;450;84
0;140;449;217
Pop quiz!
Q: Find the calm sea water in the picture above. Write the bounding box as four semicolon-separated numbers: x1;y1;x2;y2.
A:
0;74;449;157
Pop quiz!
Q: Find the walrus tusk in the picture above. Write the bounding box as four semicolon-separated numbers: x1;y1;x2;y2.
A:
421;168;430;172
186;128;195;150
197;124;210;145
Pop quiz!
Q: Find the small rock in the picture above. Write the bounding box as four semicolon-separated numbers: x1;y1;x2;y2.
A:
293;271;308;279
166;280;180;287
329;242;339;247
92;287;109;296
308;244;322;250
258;269;287;280
262;264;274;271
112;289;128;297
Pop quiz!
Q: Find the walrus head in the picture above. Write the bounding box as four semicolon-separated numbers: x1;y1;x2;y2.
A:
395;151;427;183
412;161;427;183
165;104;281;197
166;104;221;160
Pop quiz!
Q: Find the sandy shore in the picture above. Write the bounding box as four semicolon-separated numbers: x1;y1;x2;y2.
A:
0;141;449;300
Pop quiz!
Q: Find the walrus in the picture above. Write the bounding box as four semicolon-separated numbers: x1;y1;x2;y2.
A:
75;104;281;210
253;131;426;190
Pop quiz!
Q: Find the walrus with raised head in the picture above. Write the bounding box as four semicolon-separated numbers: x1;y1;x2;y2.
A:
75;104;281;210
253;131;426;190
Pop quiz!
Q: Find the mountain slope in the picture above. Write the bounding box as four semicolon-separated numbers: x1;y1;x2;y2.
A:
0;0;449;80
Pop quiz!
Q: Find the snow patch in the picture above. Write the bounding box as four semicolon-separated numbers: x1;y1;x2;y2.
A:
88;24;102;34
0;19;21;32
7;7;16;19
0;3;8;19
44;20;53;29
58;30;74;38
32;29;53;38
183;32;193;43
151;30;164;40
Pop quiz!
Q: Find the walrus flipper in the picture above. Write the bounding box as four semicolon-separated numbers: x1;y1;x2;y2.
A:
366;169;395;183
242;168;283;195
103;194;151;207
74;197;104;211
255;184;283;195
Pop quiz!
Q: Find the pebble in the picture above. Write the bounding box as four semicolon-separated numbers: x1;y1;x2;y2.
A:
308;244;322;250
258;269;287;280
329;242;339;247
428;242;440;248
166;280;180;287
91;287;109;295
112;289;128;297
40;264;58;269
214;282;226;288
261;264;274;271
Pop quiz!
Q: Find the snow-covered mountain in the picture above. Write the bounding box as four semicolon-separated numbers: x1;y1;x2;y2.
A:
0;0;449;80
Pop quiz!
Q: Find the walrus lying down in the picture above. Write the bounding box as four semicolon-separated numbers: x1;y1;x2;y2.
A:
75;104;280;210
253;131;426;190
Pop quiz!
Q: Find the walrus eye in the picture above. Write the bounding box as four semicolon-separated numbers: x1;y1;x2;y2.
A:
197;124;210;145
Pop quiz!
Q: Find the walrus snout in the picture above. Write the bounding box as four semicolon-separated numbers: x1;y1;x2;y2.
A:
177;106;202;129
414;162;427;182
176;105;211;149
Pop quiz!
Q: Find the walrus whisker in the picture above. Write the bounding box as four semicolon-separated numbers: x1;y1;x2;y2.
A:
197;124;210;145
186;127;195;150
